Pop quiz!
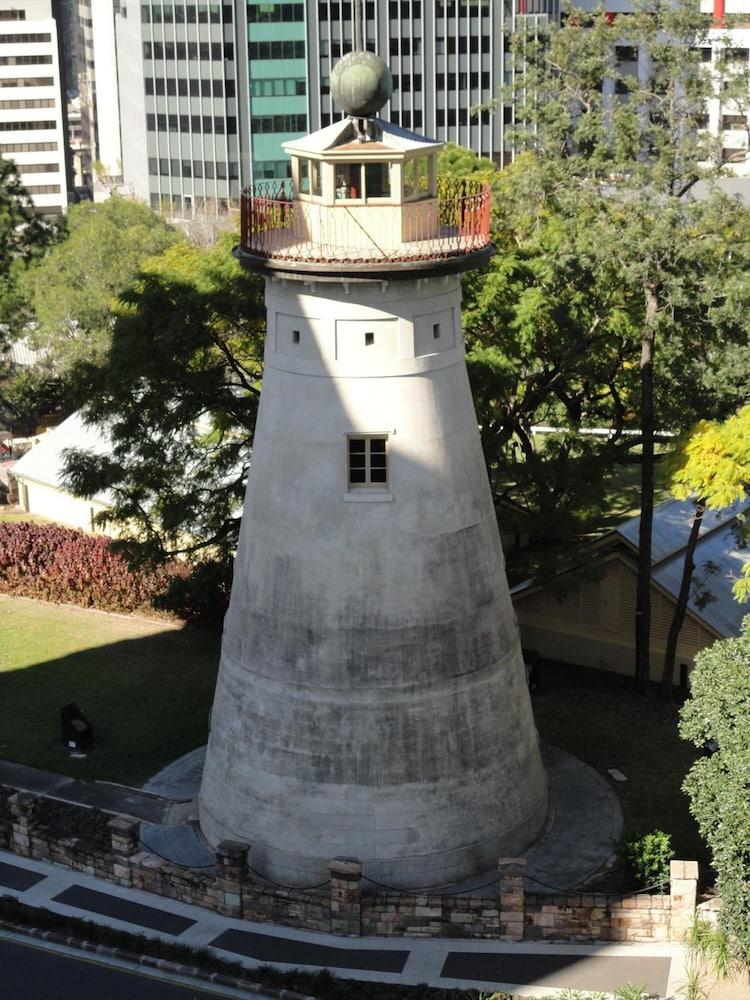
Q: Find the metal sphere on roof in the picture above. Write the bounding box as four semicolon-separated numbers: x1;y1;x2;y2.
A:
330;50;393;117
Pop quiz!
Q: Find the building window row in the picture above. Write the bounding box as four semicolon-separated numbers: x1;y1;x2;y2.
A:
145;76;235;97
148;156;238;179
392;74;422;92
436;0;491;12
389;38;422;56
146;112;236;133
251;114;307;134
143;41;231;61
389;1;422;15
248;2;303;22
0;32;51;44
0;9;26;20
141;3;231;24
254;159;292;179
0;139;57;152
434;71;491;89
318;2;375;19
16;161;58;173
249;40;305;60
0;119;56;131
390;110;422;129
0;76;53;88
0;54;52;66
24;183;60;193
0;97;55;110
250;77;305;98
435;107;494;126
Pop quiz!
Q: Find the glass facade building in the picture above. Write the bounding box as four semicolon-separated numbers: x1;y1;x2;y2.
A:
115;0;558;215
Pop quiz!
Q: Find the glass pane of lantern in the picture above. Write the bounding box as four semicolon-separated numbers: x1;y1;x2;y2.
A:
335;163;362;200
298;157;310;194
365;162;390;198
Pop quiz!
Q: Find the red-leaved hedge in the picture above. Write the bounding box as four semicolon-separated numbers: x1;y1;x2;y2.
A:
0;522;180;615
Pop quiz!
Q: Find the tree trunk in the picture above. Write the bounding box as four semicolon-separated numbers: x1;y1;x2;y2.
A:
635;285;658;694
661;499;705;700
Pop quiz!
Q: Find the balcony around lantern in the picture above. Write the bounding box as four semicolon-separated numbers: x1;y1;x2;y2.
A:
236;176;493;280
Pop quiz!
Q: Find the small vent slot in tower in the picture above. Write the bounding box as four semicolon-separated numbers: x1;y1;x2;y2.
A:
433;323;441;339
292;330;300;344
365;331;374;346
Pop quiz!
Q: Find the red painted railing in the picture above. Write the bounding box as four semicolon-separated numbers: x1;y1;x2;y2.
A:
239;177;491;266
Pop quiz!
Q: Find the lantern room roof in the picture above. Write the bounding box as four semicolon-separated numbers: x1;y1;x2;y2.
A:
283;116;443;159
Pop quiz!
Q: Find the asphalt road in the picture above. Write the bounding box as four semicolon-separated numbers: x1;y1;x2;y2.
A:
0;938;272;1000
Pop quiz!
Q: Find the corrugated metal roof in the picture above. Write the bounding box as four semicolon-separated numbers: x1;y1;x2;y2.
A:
615;497;744;564
653;522;750;638
11;410;111;504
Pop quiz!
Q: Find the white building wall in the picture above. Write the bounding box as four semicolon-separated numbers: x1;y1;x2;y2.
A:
0;0;68;215
16;475;107;532
90;1;120;185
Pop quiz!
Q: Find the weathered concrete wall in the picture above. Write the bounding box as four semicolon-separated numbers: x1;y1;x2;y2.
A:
199;275;548;888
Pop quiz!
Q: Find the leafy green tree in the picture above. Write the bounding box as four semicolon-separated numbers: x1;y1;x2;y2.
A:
63;233;265;564
680;619;750;965
23;196;180;372
497;1;750;687
0;364;67;437
0;157;58;340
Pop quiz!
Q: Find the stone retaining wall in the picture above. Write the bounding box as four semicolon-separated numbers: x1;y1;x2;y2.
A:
1;788;698;942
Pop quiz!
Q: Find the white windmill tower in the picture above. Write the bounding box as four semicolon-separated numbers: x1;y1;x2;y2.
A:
198;41;548;890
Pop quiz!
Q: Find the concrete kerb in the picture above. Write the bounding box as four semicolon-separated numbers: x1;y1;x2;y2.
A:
0;920;317;1000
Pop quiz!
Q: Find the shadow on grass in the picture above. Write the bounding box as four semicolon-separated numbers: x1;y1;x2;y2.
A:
530;660;707;864
0;627;220;787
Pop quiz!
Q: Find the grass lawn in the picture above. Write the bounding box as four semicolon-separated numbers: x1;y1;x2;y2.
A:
532;660;707;865
0;595;705;872
0;595;219;786
0;507;52;524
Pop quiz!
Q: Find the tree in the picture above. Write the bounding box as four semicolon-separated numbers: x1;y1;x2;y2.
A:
63;233;265;564
0;157;58;342
23;196;180;372
500;1;750;688
679;618;750;966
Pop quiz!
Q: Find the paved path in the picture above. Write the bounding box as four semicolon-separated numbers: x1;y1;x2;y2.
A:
0;935;273;999
0;849;683;996
0;760;174;825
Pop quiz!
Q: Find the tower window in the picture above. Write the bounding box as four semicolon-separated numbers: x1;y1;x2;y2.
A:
292;329;300;343
348;436;388;487
433;323;441;339
364;331;374;346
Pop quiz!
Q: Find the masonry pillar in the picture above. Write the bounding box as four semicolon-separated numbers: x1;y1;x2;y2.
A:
670;860;699;942
108;815;140;887
498;857;526;941
330;858;362;937
8;792;35;858
215;840;248;918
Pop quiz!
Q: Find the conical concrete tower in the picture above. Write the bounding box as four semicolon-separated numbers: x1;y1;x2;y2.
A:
198;49;548;889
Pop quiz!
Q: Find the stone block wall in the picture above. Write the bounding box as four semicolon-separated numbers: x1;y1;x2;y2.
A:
525;891;672;942
2;787;698;943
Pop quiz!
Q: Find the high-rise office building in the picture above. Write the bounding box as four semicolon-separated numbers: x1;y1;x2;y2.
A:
115;1;242;213
115;1;531;216
76;0;122;199
0;0;69;216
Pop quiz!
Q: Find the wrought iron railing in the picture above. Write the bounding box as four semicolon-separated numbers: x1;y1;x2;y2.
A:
238;176;491;265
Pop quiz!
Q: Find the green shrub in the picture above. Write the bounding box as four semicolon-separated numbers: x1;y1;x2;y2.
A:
623;830;674;889
680;620;750;965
